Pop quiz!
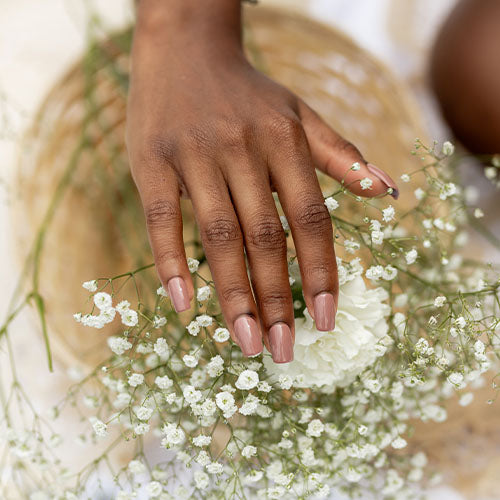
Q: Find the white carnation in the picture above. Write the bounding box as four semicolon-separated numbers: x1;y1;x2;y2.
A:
264;274;390;390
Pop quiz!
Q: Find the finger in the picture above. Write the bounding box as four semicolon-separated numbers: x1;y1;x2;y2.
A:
183;162;263;358
298;99;399;199
224;158;295;363
132;161;193;313
266;117;338;333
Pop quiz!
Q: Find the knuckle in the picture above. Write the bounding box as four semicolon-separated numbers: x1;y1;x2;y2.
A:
145;199;179;227
293;201;332;232
303;261;336;281
202;217;241;246
335;137;362;158
218;120;254;154
267;115;304;146
219;283;251;304
181;125;214;157
259;291;291;313
248;219;286;252
155;247;185;268
143;135;176;166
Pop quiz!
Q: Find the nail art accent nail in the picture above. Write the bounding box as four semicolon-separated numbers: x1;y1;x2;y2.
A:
234;315;263;357
314;292;336;331
366;163;399;199
269;322;294;363
167;276;190;312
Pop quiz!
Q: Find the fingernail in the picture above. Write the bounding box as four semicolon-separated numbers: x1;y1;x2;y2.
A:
314;292;336;331
234;315;263;357
269;322;294;363
167;276;191;312
366;163;399;199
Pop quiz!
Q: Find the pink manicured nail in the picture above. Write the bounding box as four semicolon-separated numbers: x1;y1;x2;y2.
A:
314;292;336;331
234;315;263;357
167;277;191;312
269;323;294;363
366;163;399;199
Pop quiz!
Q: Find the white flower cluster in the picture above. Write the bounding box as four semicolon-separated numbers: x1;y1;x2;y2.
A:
14;139;499;500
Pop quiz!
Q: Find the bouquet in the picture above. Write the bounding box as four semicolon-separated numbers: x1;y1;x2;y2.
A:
3;140;498;500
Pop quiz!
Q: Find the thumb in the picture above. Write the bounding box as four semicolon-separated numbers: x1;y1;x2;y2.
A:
298;99;399;199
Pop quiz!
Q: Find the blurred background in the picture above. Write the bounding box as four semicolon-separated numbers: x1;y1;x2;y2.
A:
1;1;499;499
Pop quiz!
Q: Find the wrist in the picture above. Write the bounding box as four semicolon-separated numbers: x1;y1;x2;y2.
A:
135;0;243;56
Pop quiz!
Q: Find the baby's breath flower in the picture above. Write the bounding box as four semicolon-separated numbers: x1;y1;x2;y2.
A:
154;337;170;359
145;481;162;497
484;166;497;180
371;230;384;246
197;286;210;302
474;208;484;218
128;373;144;387
136;406;154;421
447;372;464;387
107;336;132;355
153;315;167;328
442;140;455;156
439;182;457;200
121;309;138;327
115;300;130;313
82;280;98;292
193;434;212;447
351;162;361;171
196;314;213;327
134;423;150;435
194;470;209;490
183;354;198;368
391;437;407;449
155;375;173;390
90;418;107;438
344;239;360;254
405;249;418;265
278;374;294;390
213;327;230;342
382;205;395;222
216;392;235;412
156;286;168;297
400;173;410;182
414;188;425;200
235;370;259;390
434;296;446;308
360;177;373;190
187;258;200;273
459;392;474;406
324;197;339;213
239;395;260;415
206;462;223;475
366;265;384;281
128;459;146;475
242;445;257;458
162;423;186;447
187;320;200;336
94;292;112;310
382;265;397;281
306;419;325;437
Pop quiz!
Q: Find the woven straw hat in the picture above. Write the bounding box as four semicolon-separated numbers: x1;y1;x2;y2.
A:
17;6;500;498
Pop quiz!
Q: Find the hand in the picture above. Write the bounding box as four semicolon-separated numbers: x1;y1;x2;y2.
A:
127;0;398;363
